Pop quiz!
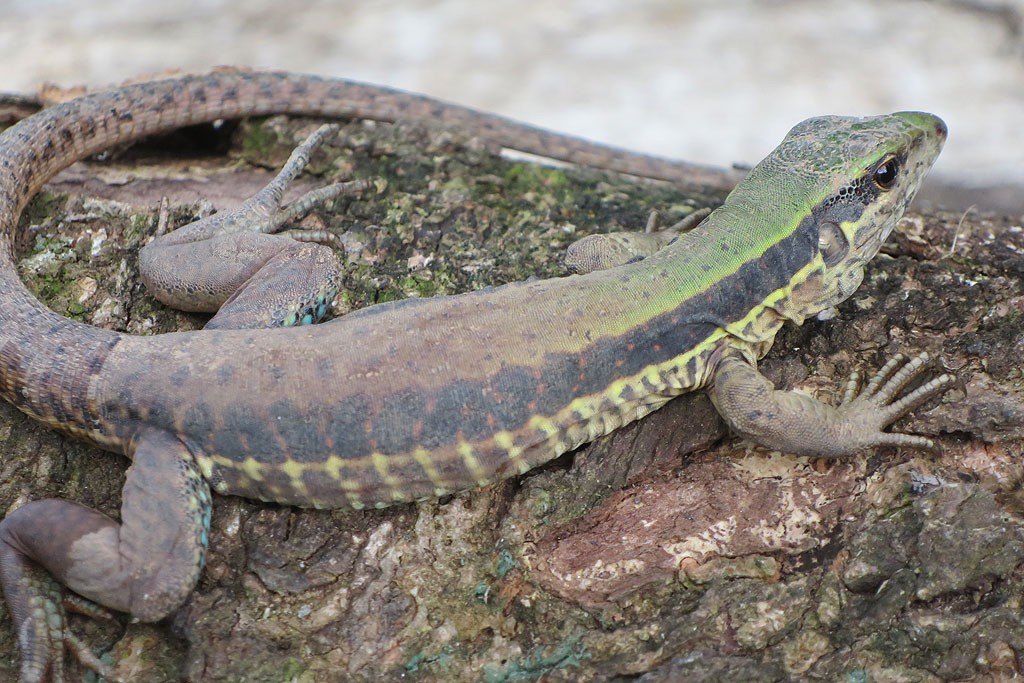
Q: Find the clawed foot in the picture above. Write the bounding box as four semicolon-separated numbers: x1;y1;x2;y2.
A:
139;123;381;324
711;351;956;458
837;352;958;451
7;571;123;683
207;123;377;246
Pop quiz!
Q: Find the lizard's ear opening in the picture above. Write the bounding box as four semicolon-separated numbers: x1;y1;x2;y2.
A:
818;221;849;267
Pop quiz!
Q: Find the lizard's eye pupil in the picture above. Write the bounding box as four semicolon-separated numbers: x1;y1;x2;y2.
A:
873;156;900;190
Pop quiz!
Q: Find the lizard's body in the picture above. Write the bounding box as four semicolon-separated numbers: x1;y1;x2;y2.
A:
0;72;791;510
0;70;950;682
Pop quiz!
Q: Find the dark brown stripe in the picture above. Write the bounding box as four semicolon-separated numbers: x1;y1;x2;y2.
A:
161;216;820;473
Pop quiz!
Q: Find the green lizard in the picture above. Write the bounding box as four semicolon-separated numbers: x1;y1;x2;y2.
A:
0;70;952;682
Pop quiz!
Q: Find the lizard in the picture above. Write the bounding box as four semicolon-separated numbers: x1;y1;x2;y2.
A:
0;69;953;682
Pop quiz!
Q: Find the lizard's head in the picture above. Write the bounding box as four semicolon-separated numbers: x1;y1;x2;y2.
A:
769;111;947;320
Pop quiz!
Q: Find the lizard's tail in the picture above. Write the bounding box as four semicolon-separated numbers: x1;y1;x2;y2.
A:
0;263;122;438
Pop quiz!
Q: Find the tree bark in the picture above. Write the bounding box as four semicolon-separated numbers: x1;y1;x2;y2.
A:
0;114;1021;682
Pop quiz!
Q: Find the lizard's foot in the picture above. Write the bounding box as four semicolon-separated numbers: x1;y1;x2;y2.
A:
711;351;957;457
138;124;379;328
234;124;378;246
151;124;370;244
1;543;124;683
256;177;378;248
835;352;959;450
563;207;711;274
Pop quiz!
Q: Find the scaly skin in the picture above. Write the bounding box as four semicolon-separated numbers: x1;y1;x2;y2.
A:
0;70;951;681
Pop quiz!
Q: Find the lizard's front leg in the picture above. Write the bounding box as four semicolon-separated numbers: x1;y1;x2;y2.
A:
710;353;957;457
138;124;375;329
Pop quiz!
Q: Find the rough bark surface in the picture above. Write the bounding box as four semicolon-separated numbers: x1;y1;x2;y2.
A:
0;115;1021;682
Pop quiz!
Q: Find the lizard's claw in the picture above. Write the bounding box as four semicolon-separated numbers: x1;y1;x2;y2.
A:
2;566;120;683
837;352;957;450
2;522;126;683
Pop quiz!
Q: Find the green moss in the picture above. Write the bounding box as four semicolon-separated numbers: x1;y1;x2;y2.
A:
237;119;278;160
405;646;455;673
495;548;517;579
125;212;154;242
19;190;64;227
19;233;84;318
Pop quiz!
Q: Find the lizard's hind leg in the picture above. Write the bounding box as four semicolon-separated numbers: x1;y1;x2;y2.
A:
138;124;375;329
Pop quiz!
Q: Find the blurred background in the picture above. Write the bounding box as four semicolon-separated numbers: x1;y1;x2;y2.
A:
2;0;1022;211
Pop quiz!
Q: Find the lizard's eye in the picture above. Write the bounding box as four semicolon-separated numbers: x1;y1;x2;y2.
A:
873;155;900;190
818;221;849;267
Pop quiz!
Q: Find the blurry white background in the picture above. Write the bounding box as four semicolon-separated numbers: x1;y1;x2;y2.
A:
2;0;1022;210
